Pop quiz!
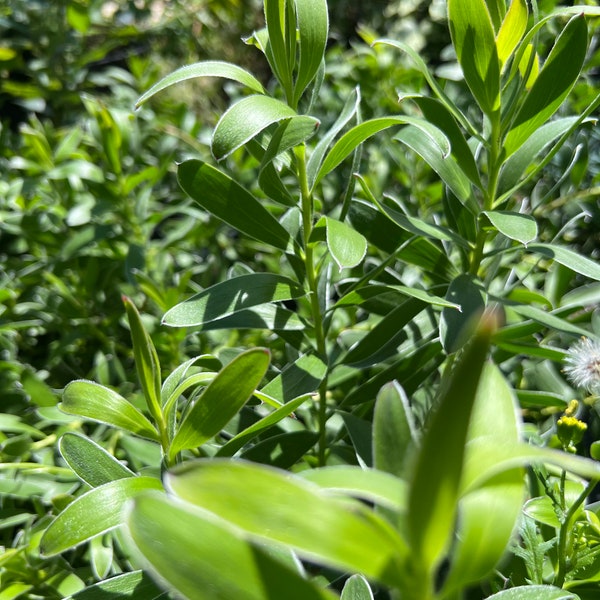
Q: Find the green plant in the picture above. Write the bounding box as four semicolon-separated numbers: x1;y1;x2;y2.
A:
15;0;600;598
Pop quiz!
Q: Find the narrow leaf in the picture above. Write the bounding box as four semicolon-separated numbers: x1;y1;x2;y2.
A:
135;61;265;108
528;243;600;281
340;575;374;600
504;14;588;156
40;477;162;557
66;571;165;600
163;274;305;328
261;353;327;403
496;0;528;69
178;160;291;250
61;381;159;442
485;585;580;600
169;348;270;459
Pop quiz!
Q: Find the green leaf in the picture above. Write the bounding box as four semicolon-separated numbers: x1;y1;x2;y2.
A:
483;210;537;245
66;571;165;600
261;353;327;403
264;0;294;101
485;585;581;600
340;575;374;600
169;348;270;459
178;160;291;251
240;430;319;468
298;466;407;512
40;477;162;557
497;117;580;194
504;14;588;156
293;0;328;105
315;117;450;185
496;0;528;69
135;61;265;108
125;492;337;600
527;243;600;281
59;433;134;487
165;459;408;588
216;393;311;457
408;311;497;579
439;275;486;354
212;96;317;160
307;87;360;189
373;382;417;479
61;381;159;442
394;125;475;209
442;364;523;594
448;0;500;115
163;274;305;328
123;296;163;430
311;216;367;271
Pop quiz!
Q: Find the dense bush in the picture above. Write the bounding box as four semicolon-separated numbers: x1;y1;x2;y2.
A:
2;1;600;599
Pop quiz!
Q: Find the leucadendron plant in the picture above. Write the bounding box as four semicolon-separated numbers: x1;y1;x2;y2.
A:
39;0;600;598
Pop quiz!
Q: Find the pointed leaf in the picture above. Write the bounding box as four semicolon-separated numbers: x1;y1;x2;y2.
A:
125;492;337;600
504;14;588;156
448;0;500;115
315;117;450;185
293;0;328;105
61;380;159;442
163;274;305;328
178;160;291;250
59;433;135;487
408;311;497;577
264;0;293;99
165;460;408;588
169;348;270;459
528;243;600;281
496;0;528;69
135;61;265;108
261;353;327;403
485;585;580;600
40;477;162;557
484;210;537;245
66;571;165;600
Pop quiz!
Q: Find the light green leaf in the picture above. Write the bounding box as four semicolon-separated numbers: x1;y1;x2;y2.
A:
293;0;328;105
212;96;317;160
66;571;165;600
484;210;537;245
169;348;270;459
40;476;162;557
178;160;291;251
61;380;159;442
442;364;523;595
373;382;417;479
163;274;305;328
311;216;367;271
315;117;450;185
264;0;294;101
408;311;497;578
504;14;588;156
165;459;408;588
527;243;600;281
485;585;580;600
216;393;311;457
59;433;135;487
340;575;374;600
394;125;475;209
496;0;528;69
123;296;163;430
125;492;337;600
448;0;500;115
135;61;265;108
298;465;407;512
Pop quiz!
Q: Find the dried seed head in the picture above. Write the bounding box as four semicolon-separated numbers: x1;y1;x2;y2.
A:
564;337;600;395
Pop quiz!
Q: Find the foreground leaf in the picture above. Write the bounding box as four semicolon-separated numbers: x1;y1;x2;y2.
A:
125;492;337;600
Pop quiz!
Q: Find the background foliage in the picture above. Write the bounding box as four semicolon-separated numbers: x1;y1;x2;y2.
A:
1;0;600;599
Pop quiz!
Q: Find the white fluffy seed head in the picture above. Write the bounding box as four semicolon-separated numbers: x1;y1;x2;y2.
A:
564;337;600;395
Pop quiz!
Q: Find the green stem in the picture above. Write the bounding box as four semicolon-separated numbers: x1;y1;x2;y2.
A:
555;477;599;587
295;144;329;466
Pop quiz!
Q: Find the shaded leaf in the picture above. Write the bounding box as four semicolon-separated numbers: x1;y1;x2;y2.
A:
311;216;367;271
483;210;537;245
66;571;166;600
